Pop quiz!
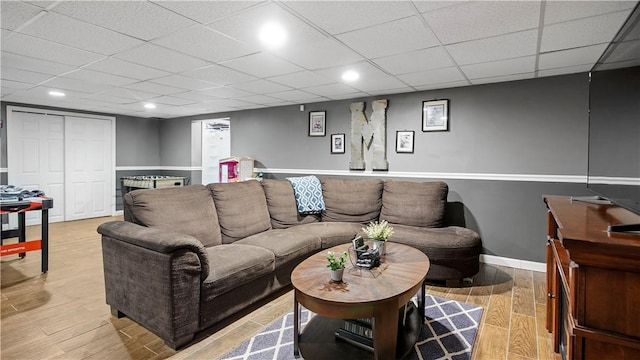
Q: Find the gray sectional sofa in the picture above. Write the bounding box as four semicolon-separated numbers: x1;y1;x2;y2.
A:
97;178;481;349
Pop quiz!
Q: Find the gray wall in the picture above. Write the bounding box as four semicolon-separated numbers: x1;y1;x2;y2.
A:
1;74;594;263
162;73;592;263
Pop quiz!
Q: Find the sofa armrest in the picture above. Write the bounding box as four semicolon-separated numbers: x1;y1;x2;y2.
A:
97;221;210;279
97;220;210;348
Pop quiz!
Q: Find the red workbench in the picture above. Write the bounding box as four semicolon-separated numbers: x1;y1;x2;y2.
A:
1;197;53;273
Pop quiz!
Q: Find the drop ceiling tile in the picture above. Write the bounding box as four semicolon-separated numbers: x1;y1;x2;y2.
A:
14;86;92;101
373;47;453;75
541;11;631;52
220;52;303;78
1;80;34;91
302;83;361;97
81;93;138;105
538;64;593;78
204;98;254;108
208;2;326;49
238;94;283;105
171;91;229;102
19;12;143;55
152;25;257;63
114;43;210;73
268;71;334;88
147;95;198;106
124;81;187;96
282;1;416;35
325;92;369;101
1;1;43;30
181;65;257;85
64;69;138;86
337;16;439;59
314;62;407;92
538;44;608;69
397;66;467;87
446;30;538;65
1;92;56;105
150;74;219;91
367;87;415;96
269;89;322;101
40;76;113;94
51;1;196;41
273;38;364;70
544;1;636;25
423;1;540;44
1;52;76;76
413;80;469;91
85;58;171;81
461;56;536;79
414;1;466;14
231;79;291;94
98;87;158;101
1;31;104;66
470;72;535;85
152;1;259;24
25;2;56;9
1;67;54;84
201;86;255;98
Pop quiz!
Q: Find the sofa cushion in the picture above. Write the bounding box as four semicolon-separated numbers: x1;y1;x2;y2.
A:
262;179;320;229
208;181;272;244
235;229;322;268
294;222;362;249
387;224;481;260
124;185;221;247
320;178;383;223
381;180;448;228
201;244;275;300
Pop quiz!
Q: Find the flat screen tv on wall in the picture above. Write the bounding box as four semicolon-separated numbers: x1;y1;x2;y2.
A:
586;3;640;231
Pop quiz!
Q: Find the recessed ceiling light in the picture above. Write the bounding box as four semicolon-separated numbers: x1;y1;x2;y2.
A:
342;70;360;82
144;103;156;109
258;22;287;50
48;91;65;97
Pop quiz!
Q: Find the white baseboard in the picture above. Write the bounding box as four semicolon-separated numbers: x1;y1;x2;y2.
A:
480;254;546;273
114;210;124;216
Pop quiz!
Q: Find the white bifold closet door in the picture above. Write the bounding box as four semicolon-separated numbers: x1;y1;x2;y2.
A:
64;116;112;221
8;110;113;225
7;112;65;225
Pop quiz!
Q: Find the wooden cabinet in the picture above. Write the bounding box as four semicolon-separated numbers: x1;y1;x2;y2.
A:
544;195;640;359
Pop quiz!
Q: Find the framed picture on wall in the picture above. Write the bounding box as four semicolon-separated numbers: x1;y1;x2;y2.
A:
309;111;326;136
331;133;345;154
396;130;414;153
422;99;449;132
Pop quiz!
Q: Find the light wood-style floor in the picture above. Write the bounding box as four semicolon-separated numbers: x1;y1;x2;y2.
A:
1;216;559;360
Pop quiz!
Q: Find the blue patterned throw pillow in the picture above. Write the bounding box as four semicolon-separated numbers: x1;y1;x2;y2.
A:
286;176;326;214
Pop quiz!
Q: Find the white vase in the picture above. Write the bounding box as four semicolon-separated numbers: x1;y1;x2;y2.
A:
372;240;386;255
330;268;344;282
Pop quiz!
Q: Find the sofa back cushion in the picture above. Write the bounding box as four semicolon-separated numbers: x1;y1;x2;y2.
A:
208;181;272;243
321;178;383;223
261;179;319;229
380;180;448;227
124;185;222;247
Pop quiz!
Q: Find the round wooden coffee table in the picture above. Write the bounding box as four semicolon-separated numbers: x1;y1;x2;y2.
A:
291;242;430;360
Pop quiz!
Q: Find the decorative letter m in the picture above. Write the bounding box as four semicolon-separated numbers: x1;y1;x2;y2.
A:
349;99;388;170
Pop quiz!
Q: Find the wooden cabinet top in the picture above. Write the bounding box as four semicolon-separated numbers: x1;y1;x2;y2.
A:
543;195;640;267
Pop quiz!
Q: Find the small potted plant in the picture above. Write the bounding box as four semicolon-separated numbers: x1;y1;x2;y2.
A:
362;220;394;255
326;250;349;282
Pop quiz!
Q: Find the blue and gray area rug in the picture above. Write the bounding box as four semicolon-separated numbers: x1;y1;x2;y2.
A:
221;294;483;360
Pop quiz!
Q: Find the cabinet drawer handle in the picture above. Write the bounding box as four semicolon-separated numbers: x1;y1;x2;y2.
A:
548;293;556;299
